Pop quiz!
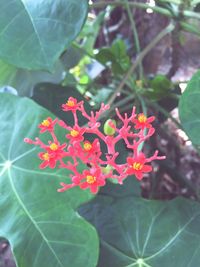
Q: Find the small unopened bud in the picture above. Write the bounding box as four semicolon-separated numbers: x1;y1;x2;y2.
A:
103;119;116;136
102;164;113;174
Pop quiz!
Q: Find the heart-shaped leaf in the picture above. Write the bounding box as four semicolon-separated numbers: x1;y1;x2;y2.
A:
0;59;65;96
80;196;200;267
179;70;200;145
0;0;88;70
32;82;92;126
0;94;98;267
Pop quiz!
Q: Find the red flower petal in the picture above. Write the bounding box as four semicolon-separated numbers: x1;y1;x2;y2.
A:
90;185;98;194
142;165;152;173
135;172;143;180
49;160;56;168
80;182;89;189
39;161;49;169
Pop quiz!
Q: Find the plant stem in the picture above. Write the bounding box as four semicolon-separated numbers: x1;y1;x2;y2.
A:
107;22;175;106
99;95;135;120
90;1;173;17
183;10;200;20
124;0;143;79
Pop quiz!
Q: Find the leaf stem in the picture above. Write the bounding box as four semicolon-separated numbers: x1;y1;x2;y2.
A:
183;10;200;20
124;0;143;79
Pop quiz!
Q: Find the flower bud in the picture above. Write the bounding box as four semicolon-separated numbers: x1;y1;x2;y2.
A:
102;164;113;174
103;119;116;136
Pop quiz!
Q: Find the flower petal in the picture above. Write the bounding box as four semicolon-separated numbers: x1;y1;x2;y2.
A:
142;165;152;173
135;172;143;180
90;185;98;194
80;182;89;189
39;161;49;169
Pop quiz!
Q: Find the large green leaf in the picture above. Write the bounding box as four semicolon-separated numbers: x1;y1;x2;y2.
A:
179;70;200;145
80;196;200;267
0;59;17;85
32;82;92;126
0;94;98;267
0;59;65;96
0;0;88;70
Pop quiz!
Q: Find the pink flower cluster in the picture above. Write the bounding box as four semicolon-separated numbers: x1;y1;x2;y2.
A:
24;97;165;194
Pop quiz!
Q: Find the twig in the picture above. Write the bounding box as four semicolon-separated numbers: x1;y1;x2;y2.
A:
107;22;175;106
124;0;143;79
90;1;173;17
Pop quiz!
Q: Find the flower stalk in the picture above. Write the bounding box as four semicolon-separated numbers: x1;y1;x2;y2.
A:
25;97;165;194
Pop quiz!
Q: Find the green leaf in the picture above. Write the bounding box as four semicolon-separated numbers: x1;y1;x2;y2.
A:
192;0;200;6
0;59;17;85
0;0;88;70
0;94;98;267
180;21;200;38
179;70;200;145
157;0;181;3
32;82;92;126
96;39;130;75
79;10;107;55
81;196;200;267
92;88;113;105
98;175;141;198
61;46;84;70
147;75;172;100
0;60;65;96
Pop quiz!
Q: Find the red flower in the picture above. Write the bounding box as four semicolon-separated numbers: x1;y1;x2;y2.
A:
126;153;152;180
38;117;57;133
66;126;85;142
38;152;57;169
47;142;66;154
82;139;101;156
74;168;106;194
39;142;67;169
132;113;155;129
25;96;166;194
62;97;82;112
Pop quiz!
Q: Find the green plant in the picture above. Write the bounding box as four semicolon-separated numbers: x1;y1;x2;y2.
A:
1;1;200;267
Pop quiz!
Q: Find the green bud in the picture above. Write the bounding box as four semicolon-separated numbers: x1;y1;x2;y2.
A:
103;119;116;136
102;164;113;174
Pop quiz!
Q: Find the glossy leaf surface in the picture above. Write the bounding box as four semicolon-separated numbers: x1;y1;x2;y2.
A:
0;94;98;267
81;196;200;267
0;0;88;70
179;70;200;145
32;82;92;126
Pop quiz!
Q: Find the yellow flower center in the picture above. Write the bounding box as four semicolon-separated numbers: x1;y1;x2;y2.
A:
83;142;92;151
86;175;96;184
66;100;75;107
41;119;50;127
138;114;147;123
50;143;58;151
70;129;79;137
43;153;50;161
133;162;143;171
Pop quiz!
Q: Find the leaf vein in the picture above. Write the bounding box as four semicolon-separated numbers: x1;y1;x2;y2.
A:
8;168;64;267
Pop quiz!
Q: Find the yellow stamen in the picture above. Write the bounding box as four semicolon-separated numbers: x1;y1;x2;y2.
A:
41;119;50;127
83;142;92;151
138;114;147;123
133;162;143;171
43;153;50;161
66;100;75;107
70;129;79;137
50;143;58;151
86;175;96;184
